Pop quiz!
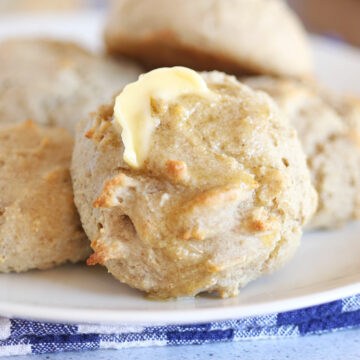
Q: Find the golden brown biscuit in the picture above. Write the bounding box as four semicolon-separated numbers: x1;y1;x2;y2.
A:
0;121;90;272
72;70;317;298
0;38;142;134
244;76;360;229
105;0;313;78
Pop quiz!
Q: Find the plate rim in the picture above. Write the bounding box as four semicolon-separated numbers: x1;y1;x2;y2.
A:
2;281;360;324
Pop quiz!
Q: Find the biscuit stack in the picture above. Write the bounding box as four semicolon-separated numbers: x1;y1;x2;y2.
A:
1;0;359;299
0;39;142;272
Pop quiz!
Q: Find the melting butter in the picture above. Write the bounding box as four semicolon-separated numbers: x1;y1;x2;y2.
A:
113;67;215;168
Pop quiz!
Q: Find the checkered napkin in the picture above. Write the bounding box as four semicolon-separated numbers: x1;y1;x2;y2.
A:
1;294;360;357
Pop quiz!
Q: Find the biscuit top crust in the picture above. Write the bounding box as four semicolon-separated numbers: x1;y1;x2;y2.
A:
0;38;142;134
85;71;317;252
0;120;74;209
105;0;313;78
113;67;216;168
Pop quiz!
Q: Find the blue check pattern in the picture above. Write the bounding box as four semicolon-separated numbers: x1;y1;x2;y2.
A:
1;294;360;357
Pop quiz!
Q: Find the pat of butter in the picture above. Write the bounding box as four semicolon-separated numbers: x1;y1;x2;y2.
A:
113;67;215;168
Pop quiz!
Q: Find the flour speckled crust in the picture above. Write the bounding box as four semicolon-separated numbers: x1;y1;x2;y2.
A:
105;0;313;78
0;121;90;273
244;76;360;229
0;39;142;134
72;71;317;298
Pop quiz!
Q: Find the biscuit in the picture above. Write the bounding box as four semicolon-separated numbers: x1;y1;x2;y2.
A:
244;76;360;229
71;70;317;298
0;39;142;134
322;93;360;134
0;121;90;272
105;0;313;78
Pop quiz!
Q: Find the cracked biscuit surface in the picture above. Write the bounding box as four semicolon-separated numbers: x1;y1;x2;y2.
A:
105;0;313;78
244;76;360;229
0;121;90;272
0;38;142;134
72;71;317;298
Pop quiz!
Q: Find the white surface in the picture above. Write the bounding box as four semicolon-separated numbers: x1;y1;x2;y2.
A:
1;12;360;325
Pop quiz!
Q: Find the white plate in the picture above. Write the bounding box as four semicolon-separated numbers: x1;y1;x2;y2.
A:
1;12;360;325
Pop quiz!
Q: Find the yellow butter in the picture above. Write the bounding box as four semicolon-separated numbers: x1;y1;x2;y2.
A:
113;67;215;168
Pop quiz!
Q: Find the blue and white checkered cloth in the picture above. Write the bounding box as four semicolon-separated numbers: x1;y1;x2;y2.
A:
1;294;360;357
